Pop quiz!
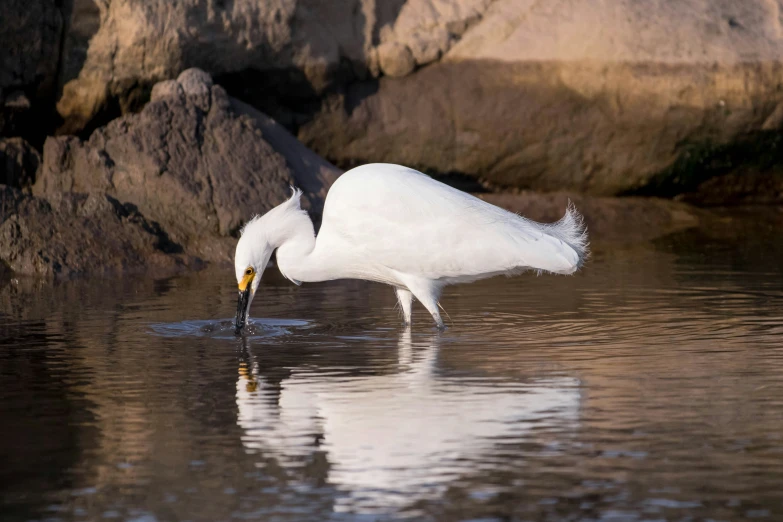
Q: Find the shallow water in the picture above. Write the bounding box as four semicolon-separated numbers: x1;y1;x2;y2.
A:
2;229;783;521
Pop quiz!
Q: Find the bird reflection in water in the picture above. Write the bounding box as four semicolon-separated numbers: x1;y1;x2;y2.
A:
235;331;582;513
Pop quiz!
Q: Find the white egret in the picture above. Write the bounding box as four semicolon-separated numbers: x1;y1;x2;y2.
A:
234;163;588;330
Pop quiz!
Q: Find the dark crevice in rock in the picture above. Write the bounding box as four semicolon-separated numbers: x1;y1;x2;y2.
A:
373;0;406;45
343;79;379;117
54;0;74;104
0;138;41;188
215;56;368;136
1;1;66;148
57;0;101;89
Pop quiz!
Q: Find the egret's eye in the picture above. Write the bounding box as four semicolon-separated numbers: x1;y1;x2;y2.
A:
245;267;253;276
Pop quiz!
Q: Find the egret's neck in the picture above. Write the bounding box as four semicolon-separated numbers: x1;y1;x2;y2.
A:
266;211;332;283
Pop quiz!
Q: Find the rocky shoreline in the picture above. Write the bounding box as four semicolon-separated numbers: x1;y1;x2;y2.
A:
1;68;780;278
3;1;783;278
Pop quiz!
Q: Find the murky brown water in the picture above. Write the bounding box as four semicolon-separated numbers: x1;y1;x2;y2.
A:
2;227;783;521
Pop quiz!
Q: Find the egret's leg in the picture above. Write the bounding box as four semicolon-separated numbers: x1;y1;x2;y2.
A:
395;287;413;325
419;299;445;330
407;284;445;329
395;275;445;329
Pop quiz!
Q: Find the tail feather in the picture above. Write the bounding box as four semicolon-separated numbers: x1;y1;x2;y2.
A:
543;201;589;270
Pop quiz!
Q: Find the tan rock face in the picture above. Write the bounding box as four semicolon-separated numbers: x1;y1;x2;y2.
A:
300;60;783;195
54;0;491;134
299;0;783;195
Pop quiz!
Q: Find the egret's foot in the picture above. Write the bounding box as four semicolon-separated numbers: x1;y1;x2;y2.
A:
433;316;446;331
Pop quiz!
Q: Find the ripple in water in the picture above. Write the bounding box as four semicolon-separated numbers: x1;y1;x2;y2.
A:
148;318;311;339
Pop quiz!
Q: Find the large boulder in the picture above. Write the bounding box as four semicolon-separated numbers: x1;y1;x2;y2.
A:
36;69;340;267
1;69;340;277
298;0;783;196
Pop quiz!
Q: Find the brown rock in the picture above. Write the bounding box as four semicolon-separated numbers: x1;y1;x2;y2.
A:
229;98;341;212
0;138;40;188
38;69;340;265
55;0;372;133
377;42;416;77
0;69;340;278
0;185;194;278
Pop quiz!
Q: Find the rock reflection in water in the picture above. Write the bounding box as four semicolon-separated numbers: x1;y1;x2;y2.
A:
235;330;581;513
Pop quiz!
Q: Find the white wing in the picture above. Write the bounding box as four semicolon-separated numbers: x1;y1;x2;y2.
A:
319;164;587;282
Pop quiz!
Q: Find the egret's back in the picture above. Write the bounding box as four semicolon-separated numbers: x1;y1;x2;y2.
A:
318;164;588;284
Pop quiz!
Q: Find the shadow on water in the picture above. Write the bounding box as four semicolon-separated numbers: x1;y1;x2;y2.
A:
2;225;783;520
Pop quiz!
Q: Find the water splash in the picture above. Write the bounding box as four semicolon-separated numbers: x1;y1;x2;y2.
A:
148;318;310;339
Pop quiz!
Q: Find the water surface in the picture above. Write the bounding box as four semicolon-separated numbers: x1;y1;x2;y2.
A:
2;229;783;521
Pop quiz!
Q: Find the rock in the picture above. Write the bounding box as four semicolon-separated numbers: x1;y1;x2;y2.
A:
298;0;783;196
0;138;41;188
1;70;341;277
377;42;416;78
0;185;194;278
177;68;214;98
36;69;340;266
56;0;365;133
11;0;783;199
54;0;491;135
229;98;341;210
0;0;64;142
407;29;451;66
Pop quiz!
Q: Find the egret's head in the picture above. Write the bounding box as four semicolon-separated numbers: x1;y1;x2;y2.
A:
234;216;273;333
233;188;307;333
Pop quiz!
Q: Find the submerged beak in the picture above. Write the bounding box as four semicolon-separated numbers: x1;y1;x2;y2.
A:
235;270;255;334
235;287;251;333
